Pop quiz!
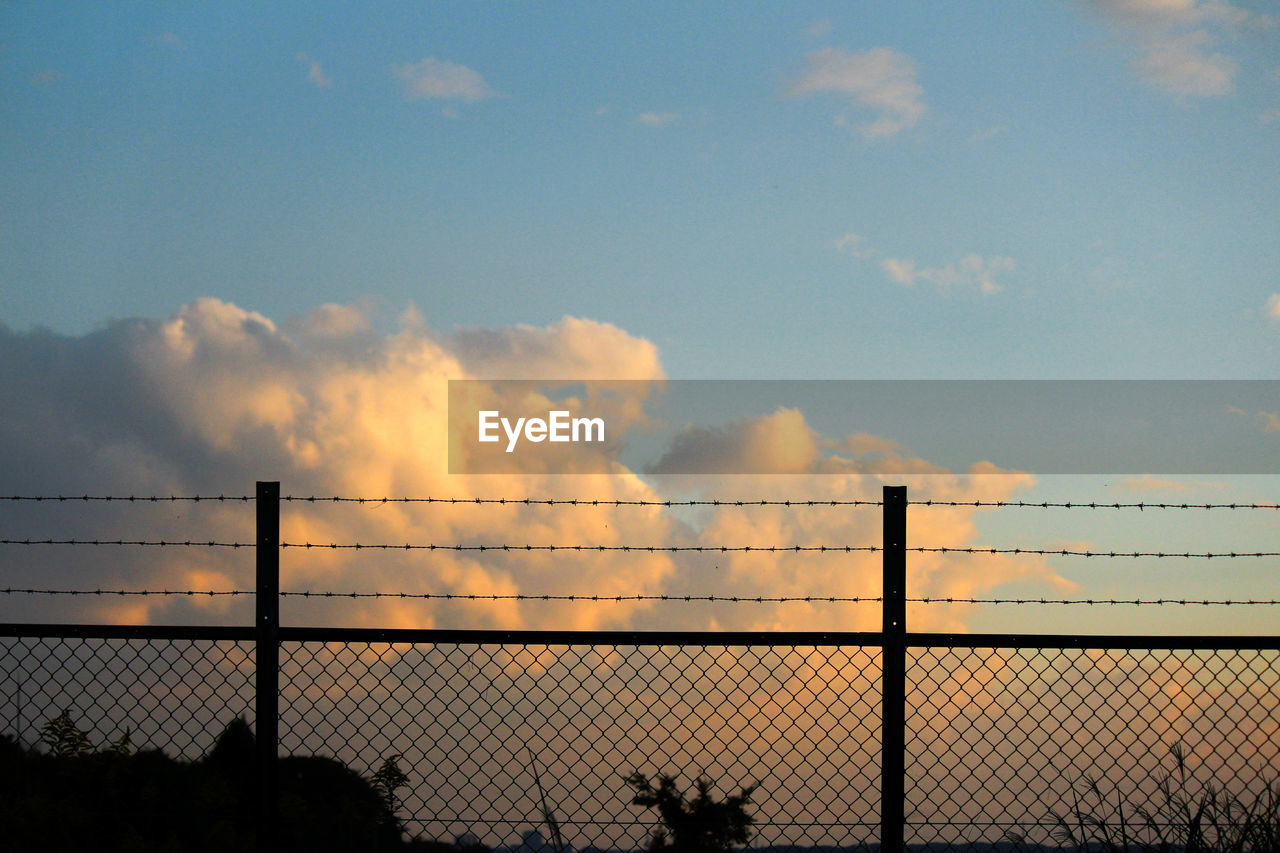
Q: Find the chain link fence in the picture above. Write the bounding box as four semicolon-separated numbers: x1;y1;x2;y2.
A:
2;630;1278;850
906;645;1280;849
1;634;254;760
279;640;883;850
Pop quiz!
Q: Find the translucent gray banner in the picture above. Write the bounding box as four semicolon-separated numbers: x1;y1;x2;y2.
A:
447;380;1279;475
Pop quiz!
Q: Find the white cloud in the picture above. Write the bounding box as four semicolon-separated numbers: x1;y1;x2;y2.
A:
297;52;332;88
788;47;926;138
394;57;496;102
1084;0;1262;97
837;232;1015;296
636;111;678;127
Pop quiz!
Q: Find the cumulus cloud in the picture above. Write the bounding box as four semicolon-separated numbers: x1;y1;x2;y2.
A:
788;47;926;138
0;300;1071;634
1084;0;1264;97
394;57;495;102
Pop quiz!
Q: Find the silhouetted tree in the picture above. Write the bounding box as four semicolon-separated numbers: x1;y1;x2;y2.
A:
0;712;412;852
626;772;756;853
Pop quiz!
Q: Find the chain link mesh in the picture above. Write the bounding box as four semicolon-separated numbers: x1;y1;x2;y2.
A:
3;634;1277;850
0;636;254;759
906;646;1280;849
279;641;883;850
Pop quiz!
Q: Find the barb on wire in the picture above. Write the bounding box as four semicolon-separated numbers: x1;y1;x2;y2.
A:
281;495;884;507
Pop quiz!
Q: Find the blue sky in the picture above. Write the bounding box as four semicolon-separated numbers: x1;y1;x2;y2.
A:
1;3;1278;633
4;1;1279;378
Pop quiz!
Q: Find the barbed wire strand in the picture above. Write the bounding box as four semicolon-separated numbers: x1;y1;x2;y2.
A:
1;538;1276;558
0;539;249;548
2;587;1277;606
3;495;1276;510
1;495;251;503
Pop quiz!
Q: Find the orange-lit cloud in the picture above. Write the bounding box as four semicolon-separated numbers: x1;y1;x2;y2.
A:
0;299;1068;633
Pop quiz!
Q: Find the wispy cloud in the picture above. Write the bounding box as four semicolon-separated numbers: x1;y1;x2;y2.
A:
836;232;1015;296
296;52;332;88
788;47;926;139
394;57;496;103
1227;404;1280;434
156;31;184;50
1266;293;1280;319
804;19;834;39
1119;474;1226;492
636;111;678;127
29;70;63;86
1084;0;1268;98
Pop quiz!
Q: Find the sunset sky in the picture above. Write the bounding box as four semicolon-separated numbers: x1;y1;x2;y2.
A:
1;2;1278;635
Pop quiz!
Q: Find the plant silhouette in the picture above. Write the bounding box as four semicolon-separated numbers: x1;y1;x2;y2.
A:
626;772;756;853
1;713;415;852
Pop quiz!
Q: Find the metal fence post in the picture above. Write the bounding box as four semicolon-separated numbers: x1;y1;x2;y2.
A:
256;481;280;851
882;485;906;853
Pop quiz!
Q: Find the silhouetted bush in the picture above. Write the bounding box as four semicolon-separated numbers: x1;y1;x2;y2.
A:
626;772;756;853
0;714;409;852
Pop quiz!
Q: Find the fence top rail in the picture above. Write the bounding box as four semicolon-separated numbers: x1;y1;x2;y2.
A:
1;623;1276;649
0;623;254;641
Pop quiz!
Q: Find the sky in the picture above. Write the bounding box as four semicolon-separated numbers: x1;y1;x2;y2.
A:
1;1;1278;635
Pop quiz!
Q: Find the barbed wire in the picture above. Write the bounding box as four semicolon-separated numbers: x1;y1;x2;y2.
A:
910;546;1280;558
907;597;1280;606
282;495;885;506
1;495;251;502
4;494;1276;510
277;591;880;602
2;587;1277;606
1;538;1276;558
908;500;1280;510
278;542;877;553
0;539;249;548
1;587;250;596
